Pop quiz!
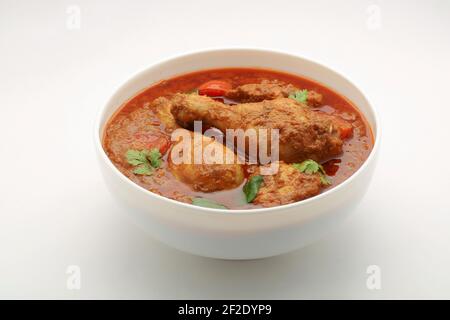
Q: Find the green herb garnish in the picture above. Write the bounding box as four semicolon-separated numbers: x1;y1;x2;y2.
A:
192;198;227;209
132;164;153;175
126;149;149;166
293;159;331;185
319;175;331;186
126;148;162;176
243;175;264;203
289;89;309;103
147;148;162;168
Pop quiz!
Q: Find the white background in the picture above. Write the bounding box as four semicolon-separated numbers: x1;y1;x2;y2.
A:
1;0;449;299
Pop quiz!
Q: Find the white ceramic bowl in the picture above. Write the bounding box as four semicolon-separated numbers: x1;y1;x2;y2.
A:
94;48;380;260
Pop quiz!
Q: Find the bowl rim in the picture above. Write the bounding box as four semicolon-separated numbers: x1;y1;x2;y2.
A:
94;47;380;216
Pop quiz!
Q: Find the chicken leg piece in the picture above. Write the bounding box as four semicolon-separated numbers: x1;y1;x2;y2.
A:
170;93;348;163
168;129;244;192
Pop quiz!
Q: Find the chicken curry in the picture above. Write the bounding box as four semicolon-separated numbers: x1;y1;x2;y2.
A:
103;68;373;209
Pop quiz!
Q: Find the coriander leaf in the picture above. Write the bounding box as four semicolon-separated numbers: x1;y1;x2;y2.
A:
320;174;331;186
192;198;227;209
147;148;162;168
133;163;153;175
126;148;162;175
243;175;264;203
292;159;319;174
293;159;331;186
317;164;327;176
126;149;148;166
289;89;309;103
